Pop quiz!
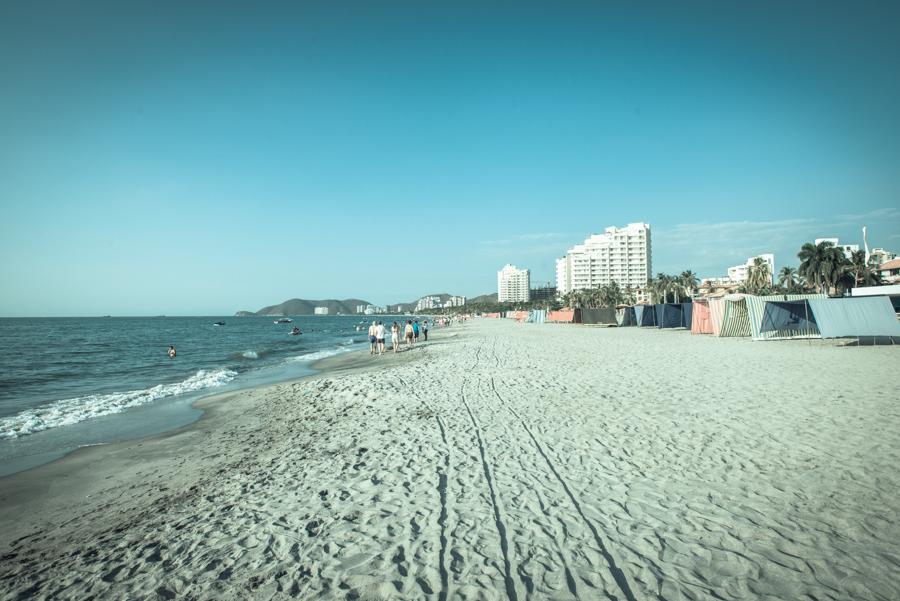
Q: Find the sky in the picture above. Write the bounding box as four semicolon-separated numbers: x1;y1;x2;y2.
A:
1;1;899;316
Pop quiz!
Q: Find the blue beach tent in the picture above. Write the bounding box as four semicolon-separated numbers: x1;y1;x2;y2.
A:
759;301;819;335
806;296;900;338
637;305;658;327
655;303;693;329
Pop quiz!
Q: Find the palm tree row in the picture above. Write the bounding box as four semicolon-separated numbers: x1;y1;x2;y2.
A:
561;281;638;309
646;270;699;304
797;240;880;295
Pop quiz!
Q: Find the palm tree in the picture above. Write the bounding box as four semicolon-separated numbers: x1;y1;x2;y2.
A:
849;250;880;287
679;270;699;300
778;266;799;292
818;246;851;295
746;257;772;294
798;240;836;293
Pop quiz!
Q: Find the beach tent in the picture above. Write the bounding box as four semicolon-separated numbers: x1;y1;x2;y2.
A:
717;294;752;337
759;301;819;336
483;312;501;318
746;294;826;340
655;303;693;329
547;310;575;323
691;299;714;334
617;306;637;327
576;308;618;325
511;311;529;322
527;309;546;324
707;297;727;336
637;305;658;327
806;296;900;338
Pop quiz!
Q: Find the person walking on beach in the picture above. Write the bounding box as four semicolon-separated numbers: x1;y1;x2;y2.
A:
422;320;429;341
413;320;420;342
367;321;377;355
391;321;400;353
375;321;386;355
404;320;414;348
168;345;176;358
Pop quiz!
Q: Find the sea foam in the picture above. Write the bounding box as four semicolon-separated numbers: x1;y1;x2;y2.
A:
0;368;237;439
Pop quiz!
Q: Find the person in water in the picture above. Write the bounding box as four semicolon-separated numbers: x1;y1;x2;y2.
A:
168;345;176;358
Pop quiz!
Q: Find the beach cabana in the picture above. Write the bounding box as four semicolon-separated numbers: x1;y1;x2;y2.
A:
707;297;727;335
576;308;617;325
526;309;546;324
617;306;637;327
806;296;900;338
511;311;529;322
759;300;819;337
655;303;693;329
637;305;658;327
746;294;826;341
690;299;714;334
547;310;575;323
717;294;752;337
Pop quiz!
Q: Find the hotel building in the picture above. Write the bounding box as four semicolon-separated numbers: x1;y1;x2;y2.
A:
727;254;775;284
555;223;651;295
497;264;531;302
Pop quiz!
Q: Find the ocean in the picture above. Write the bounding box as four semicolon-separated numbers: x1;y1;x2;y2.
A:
0;315;392;476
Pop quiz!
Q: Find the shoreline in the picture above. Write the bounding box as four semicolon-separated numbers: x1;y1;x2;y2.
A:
0;336;437;537
1;321;898;600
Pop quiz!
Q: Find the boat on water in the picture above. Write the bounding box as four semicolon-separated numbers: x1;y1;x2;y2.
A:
213;321;226;326
289;327;302;336
274;318;293;324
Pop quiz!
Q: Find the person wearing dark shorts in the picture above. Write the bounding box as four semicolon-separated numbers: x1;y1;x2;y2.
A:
413;320;420;341
422;320;429;341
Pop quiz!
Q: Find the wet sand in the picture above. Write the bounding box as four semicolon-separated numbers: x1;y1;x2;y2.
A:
1;320;898;600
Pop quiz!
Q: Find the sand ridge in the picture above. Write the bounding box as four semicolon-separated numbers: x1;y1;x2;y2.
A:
1;320;899;600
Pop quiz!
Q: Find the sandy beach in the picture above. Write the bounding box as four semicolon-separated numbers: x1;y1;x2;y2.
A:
1;319;899;600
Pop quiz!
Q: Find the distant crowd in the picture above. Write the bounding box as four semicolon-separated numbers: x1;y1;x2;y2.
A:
366;317;456;355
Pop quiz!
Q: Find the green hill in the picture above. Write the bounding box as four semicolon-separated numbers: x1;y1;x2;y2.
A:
240;298;373;316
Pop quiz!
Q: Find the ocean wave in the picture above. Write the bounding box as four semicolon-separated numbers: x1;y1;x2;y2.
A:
242;351;259;359
0;369;237;439
286;346;356;364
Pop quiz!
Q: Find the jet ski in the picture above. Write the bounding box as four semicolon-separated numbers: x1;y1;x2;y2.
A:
213;321;226;326
289;327;302;336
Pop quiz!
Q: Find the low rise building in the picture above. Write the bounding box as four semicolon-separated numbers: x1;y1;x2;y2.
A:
815;238;859;260
314;307;329;315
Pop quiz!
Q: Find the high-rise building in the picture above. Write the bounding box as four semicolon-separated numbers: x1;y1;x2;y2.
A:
727;254;775;284
556;223;651;294
497;264;531;302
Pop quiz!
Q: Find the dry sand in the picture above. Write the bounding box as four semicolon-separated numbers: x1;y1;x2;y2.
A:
1;319;899;600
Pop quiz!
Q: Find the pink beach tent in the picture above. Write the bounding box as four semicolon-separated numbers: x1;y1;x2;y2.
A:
547;309;575;323
690;299;714;334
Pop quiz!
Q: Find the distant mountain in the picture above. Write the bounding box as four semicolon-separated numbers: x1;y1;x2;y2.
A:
468;292;498;304
234;311;255;317
239;298;373;316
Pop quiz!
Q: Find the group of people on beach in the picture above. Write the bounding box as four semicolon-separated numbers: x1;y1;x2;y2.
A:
368;319;430;355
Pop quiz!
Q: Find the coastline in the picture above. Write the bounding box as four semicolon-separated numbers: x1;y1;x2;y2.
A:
1;320;898;600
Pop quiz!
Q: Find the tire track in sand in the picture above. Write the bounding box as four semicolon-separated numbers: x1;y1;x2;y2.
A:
489;375;638;601
399;375;451;601
461;375;520;601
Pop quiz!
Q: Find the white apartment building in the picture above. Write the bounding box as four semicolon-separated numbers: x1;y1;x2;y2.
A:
498;264;530;302
815;238;859;260
727;254;775;284
445;295;466;308
555;223;651;295
313;307;329;315
416;296;442;311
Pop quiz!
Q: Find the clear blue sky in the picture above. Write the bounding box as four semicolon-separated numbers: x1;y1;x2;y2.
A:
2;1;898;316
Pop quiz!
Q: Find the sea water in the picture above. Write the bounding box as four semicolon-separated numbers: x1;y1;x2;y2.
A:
0;315;392;476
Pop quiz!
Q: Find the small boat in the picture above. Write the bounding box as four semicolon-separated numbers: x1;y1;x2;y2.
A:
289;327;302;336
213;321;226;326
274;318;293;324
